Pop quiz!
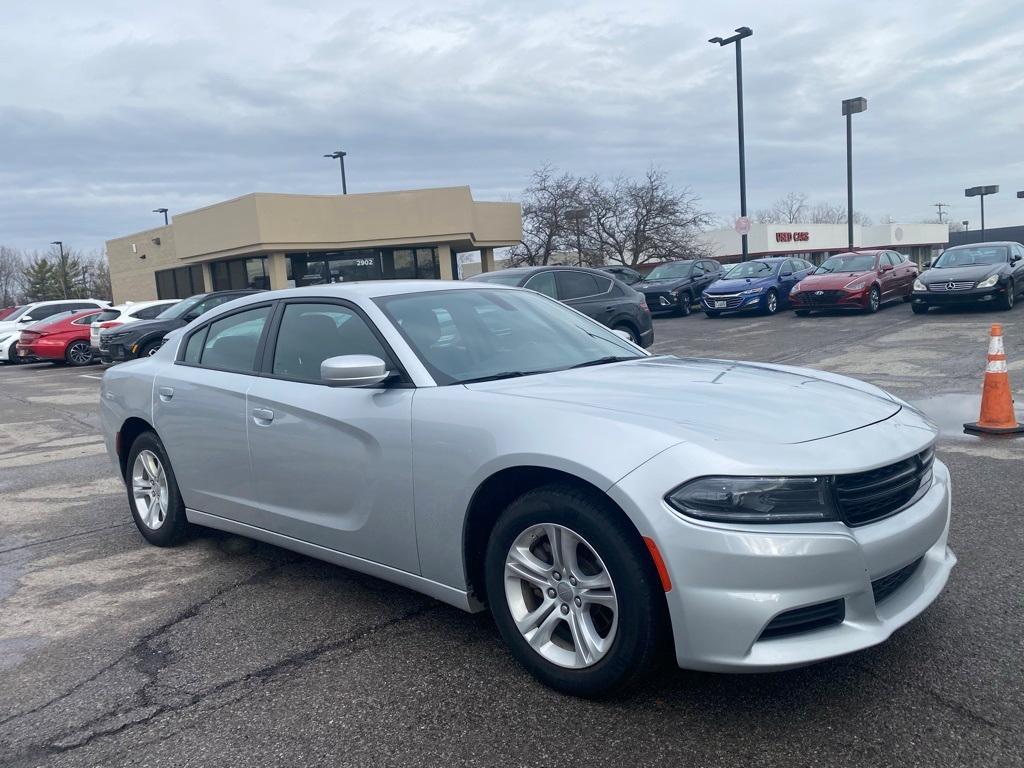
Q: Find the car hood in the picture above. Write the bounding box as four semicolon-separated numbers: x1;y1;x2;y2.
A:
704;276;774;294
468;356;901;444
638;278;687;293
103;317;180;338
795;271;874;289
920;265;1003;283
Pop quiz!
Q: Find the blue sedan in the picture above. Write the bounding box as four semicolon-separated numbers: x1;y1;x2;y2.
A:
702;257;815;317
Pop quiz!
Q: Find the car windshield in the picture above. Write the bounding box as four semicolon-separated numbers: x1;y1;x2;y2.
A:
645;262;691;280
157;296;203;319
814;255;876;274
933;246;1008;268
466;272;527;286
724;262;773;279
375;288;644;385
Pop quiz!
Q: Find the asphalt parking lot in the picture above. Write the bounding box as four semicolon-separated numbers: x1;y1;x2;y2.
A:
1;300;1022;767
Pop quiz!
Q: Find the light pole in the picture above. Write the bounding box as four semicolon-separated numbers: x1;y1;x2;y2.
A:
841;97;867;250
709;26;753;261
962;220;969;232
324;150;348;194
964;185;998;240
50;240;68;298
565;208;589;266
153;207;169;226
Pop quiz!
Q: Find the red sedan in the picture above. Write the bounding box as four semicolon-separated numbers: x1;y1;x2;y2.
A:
789;250;917;315
16;308;104;365
0;305;22;321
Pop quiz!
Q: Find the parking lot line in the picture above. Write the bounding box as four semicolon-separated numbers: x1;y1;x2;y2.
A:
79;374;104;380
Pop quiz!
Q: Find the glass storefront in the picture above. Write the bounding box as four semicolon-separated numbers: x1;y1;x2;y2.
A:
155;265;205;299
211;256;269;291
287;247;439;287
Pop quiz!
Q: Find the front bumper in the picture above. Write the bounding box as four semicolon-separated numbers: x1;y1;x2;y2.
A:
643;292;684;313
912;285;1005;307
99;341;133;363
702;292;763;313
608;421;955;672
790;287;869;310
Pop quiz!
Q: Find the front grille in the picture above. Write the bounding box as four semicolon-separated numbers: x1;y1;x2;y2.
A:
834;447;934;527
799;290;846;306
703;293;744;309
759;599;845;640
644;293;673;310
872;557;923;604
928;281;975;292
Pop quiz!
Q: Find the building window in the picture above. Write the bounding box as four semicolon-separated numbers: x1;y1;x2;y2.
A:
211;257;269;291
286;249;388;287
391;248;438;280
155;265;205;299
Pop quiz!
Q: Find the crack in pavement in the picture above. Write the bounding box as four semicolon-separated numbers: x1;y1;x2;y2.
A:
0;522;134;557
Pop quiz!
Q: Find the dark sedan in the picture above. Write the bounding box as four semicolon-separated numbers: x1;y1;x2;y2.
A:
99;290;262;363
911;242;1024;314
636;259;725;316
466;266;654;347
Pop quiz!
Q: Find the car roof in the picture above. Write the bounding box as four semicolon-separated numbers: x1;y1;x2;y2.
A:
945;241;1019;249
26;298;106;307
111;299;179;310
231;280;517;304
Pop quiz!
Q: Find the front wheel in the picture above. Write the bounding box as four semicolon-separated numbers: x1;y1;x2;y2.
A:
137;340;162;358
911;303;929;315
484;484;666;697
125;432;191;546
998;281;1015;311
676;292;692;317
763;289;779;315
866;286;881;313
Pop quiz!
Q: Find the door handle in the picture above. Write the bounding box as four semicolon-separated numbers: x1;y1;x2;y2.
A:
252;408;275;425
158;386;174;401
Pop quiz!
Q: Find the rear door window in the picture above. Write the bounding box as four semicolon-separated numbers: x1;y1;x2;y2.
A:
555;271;602;300
524;271;557;298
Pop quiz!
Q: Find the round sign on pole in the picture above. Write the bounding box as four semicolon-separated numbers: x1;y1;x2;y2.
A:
734;216;751;236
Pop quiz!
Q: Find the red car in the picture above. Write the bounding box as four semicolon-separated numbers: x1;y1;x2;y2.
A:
789;250;917;315
0;305;21;321
16;308;104;365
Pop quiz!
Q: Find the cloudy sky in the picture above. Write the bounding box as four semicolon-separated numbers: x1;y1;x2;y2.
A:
2;0;1023;252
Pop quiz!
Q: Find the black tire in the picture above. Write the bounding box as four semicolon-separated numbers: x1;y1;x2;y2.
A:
676;292;692;317
64;340;94;366
484;483;667;697
795;309;811;317
762;289;779;315
998;281;1014;311
911;303;929;315
137;340;162;358
866;286;881;313
124;431;191;547
704;311;720;319
612;323;640;345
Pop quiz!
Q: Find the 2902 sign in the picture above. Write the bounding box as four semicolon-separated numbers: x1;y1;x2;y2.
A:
353;258;375;267
776;232;810;243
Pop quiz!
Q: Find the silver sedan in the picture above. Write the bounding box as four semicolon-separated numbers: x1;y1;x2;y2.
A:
100;281;955;696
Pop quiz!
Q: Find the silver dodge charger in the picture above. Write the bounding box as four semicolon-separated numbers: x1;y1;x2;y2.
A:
100;281;955;696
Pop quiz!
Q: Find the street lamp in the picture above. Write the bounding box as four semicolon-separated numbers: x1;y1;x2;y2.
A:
709;26;753;261
964;185;998;240
153;207;169;225
841;97;868;250
50;240;68;298
565;208;589;266
324;150;348;194
962;220;969;231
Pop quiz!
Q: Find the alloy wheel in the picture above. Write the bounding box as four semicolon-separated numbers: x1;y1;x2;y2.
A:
869;287;880;312
67;342;92;365
504;523;618;669
132;450;169;530
765;291;778;314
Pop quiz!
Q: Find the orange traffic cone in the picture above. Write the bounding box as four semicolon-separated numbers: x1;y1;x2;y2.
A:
964;324;1024;435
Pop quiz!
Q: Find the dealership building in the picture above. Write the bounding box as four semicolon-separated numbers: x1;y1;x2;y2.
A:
699;222;950;266
106;187;522;303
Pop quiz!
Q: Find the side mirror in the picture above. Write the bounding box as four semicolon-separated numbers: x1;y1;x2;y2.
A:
18;315;33;323
611;329;635;344
880;264;894;273
321;354;389;387
1012;255;1022;264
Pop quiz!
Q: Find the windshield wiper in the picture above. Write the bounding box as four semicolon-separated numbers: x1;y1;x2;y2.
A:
458;371;533;384
568;356;637;370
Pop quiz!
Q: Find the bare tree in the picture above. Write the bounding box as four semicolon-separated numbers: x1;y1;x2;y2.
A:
0;246;25;306
757;193;871;226
506;165;586;266
807;201;871;226
584;168;713;266
81;251;113;300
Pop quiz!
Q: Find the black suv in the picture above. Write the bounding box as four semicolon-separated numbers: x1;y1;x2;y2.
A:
466;266;654;347
637;259;724;316
99;290;262;363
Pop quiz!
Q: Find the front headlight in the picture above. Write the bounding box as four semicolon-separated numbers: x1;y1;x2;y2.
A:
740;287;763;296
845;279;869;291
913;278;926;291
977;274;999;289
792;282;803;292
666;476;838;524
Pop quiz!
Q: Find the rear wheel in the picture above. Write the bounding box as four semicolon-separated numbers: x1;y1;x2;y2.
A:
125;432;191;546
612;323;640;345
911;303;929;315
64;340;94;366
866;286;881;313
484;484;666;697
